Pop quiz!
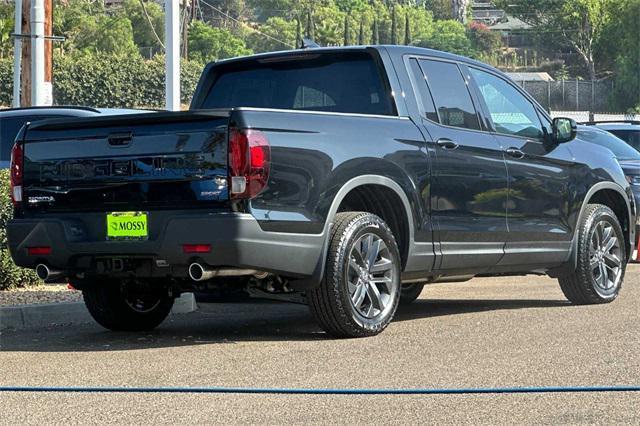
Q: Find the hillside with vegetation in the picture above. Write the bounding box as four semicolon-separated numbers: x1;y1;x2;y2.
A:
0;0;637;111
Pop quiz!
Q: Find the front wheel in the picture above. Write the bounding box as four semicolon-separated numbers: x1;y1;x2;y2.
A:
307;212;402;338
399;283;425;305
558;204;626;304
82;279;174;331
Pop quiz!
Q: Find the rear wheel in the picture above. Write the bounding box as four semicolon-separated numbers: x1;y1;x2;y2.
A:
307;212;401;338
558;204;626;304
82;279;174;331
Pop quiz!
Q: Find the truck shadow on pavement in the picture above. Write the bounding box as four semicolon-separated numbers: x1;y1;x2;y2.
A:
0;298;570;352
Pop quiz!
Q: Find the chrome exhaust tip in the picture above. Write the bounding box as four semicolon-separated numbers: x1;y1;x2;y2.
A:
36;264;63;281
188;263;268;281
188;263;213;282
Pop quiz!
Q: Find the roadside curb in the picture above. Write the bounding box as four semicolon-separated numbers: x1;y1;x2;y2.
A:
0;293;197;331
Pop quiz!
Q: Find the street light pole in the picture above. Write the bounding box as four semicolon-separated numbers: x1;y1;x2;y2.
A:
12;0;22;107
165;0;180;111
30;0;45;106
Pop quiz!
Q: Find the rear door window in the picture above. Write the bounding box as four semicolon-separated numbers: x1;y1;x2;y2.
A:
201;52;396;116
417;59;481;131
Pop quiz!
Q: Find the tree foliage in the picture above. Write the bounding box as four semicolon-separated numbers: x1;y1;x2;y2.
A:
494;0;613;80
187;20;252;63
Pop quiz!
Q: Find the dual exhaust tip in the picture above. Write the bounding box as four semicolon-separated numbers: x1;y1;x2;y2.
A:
36;262;264;282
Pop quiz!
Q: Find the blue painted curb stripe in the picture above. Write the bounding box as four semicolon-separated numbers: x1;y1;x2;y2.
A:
1;385;639;395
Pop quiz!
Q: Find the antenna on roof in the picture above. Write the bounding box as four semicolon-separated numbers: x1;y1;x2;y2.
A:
300;38;320;49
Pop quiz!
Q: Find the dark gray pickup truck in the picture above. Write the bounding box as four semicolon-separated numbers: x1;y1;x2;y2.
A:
7;46;637;337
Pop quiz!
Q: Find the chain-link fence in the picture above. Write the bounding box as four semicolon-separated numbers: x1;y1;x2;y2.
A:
550;111;640;122
518;80;615;113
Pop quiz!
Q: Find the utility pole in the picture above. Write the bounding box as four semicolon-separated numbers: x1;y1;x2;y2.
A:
165;0;180;111
12;0;22;107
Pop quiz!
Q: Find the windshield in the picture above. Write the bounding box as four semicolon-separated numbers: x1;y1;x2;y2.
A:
607;129;640;152
578;128;640;160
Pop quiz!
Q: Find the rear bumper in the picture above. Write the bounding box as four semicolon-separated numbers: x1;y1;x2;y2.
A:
7;212;325;279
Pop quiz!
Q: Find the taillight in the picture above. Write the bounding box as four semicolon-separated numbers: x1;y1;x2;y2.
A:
228;128;270;199
10;143;24;207
27;246;52;256
182;244;212;254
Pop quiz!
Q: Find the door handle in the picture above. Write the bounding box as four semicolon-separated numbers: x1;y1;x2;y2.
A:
506;148;525;159
436;138;458;150
108;133;133;147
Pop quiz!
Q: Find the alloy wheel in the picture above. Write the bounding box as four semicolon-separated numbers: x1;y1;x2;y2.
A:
346;233;398;319
589;220;623;296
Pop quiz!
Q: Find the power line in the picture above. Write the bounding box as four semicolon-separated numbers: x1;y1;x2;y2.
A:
198;0;295;49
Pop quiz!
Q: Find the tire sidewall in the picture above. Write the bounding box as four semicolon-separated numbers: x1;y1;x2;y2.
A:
333;214;401;334
580;207;626;302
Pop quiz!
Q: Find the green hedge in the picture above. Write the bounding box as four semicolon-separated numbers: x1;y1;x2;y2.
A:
0;169;41;290
0;57;13;106
0;54;204;108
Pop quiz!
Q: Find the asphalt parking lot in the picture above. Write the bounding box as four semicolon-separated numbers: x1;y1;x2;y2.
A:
1;265;639;424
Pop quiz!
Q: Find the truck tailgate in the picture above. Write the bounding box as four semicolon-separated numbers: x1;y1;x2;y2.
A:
20;111;230;213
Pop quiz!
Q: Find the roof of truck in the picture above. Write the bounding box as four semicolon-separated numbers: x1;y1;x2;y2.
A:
210;45;500;74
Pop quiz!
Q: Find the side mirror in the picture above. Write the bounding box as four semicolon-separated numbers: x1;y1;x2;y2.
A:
552;117;577;144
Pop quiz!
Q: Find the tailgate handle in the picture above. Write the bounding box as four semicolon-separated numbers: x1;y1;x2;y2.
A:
108;133;133;147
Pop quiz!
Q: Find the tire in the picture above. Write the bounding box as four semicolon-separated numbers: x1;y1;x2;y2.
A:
82;279;174;331
558;204;627;305
399;283;425;305
307;212;402;338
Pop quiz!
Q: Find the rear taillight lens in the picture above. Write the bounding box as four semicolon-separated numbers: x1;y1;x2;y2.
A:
27;246;52;256
182;244;211;254
228;128;270;199
10;143;24;207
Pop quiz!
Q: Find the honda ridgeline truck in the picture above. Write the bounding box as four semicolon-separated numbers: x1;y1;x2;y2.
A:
7;46;637;337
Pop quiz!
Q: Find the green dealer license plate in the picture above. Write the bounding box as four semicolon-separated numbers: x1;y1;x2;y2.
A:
107;212;148;240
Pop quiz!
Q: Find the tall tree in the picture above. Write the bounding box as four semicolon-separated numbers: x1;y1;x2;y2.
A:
494;0;612;80
372;18;379;44
404;13;411;45
451;0;470;23
343;14;350;46
390;7;398;44
295;17;302;48
358;17;365;45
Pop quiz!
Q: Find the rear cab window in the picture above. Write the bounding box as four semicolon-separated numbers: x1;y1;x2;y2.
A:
200;51;397;116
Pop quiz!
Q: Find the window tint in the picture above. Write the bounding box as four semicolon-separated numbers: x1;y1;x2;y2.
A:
418;59;480;130
407;58;439;122
469;68;544;140
202;53;395;116
579;129;640;160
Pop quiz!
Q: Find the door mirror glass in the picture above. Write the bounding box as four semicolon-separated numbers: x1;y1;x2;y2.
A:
552;117;577;143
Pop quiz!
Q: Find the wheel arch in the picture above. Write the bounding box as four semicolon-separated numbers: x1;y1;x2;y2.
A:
552;182;634;277
290;175;422;291
329;178;415;269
